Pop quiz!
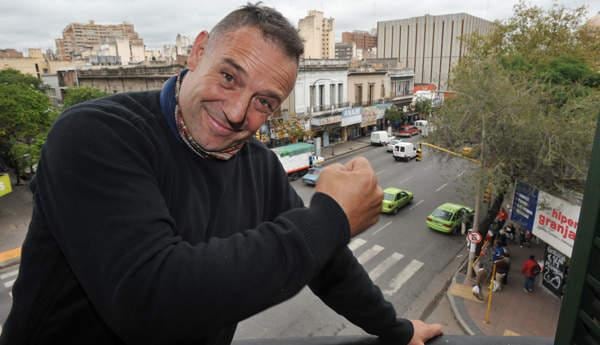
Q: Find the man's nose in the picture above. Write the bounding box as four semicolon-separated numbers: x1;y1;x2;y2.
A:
223;92;252;130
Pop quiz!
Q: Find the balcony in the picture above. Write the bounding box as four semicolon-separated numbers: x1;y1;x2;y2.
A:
306;102;350;116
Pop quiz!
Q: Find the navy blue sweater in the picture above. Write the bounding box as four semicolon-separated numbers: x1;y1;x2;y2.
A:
0;91;413;344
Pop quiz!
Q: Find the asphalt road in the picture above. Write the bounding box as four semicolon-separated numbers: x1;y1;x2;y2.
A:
0;137;478;337
235;139;477;339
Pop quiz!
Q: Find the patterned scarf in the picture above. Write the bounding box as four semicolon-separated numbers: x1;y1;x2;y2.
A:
174;70;245;160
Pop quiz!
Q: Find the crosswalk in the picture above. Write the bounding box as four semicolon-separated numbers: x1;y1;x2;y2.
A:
0;266;18;333
348;238;424;296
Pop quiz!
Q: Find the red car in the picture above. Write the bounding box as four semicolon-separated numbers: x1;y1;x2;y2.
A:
397;125;420;137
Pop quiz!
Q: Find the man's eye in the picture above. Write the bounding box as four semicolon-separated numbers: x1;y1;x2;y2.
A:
257;98;273;111
222;72;234;83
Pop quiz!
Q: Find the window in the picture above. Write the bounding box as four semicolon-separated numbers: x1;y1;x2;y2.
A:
338;84;343;105
330;84;335;107
318;84;325;107
309;85;316;111
355;84;363;106
368;83;374;105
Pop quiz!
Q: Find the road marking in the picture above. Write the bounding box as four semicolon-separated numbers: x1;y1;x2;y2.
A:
457;170;465;177
398;176;413;184
4;279;15;288
369;252;404;282
409;200;424;210
376;169;387;175
435;183;448;192
0;270;18;280
348;238;367;252
357;245;384;265
383;259;424;295
372;221;392;235
0;247;21;264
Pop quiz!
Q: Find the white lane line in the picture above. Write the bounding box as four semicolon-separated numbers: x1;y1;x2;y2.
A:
0;270;18;280
348;238;367;252
398;176;413;184
457;170;465;177
372;221;392;235
4;279;15;288
376;169;387;175
369;252;404;282
357;245;384;265
435;183;448;192
383;259;424;295
409;200;424;210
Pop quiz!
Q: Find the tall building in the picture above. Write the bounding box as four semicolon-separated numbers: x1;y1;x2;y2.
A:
342;30;377;50
298;10;335;59
335;42;355;60
55;21;144;63
377;13;494;90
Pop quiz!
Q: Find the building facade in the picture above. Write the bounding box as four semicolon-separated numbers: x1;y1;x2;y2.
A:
377;13;494;90
335;42;355;60
56;21;144;63
342;30;377;50
298;10;335;59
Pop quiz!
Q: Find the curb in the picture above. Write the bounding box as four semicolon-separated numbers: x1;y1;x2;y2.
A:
0;247;21;270
323;143;372;163
447;260;484;336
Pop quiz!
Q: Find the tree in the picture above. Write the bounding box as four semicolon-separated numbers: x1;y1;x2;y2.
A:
0;68;42;89
63;87;109;108
384;105;405;129
414;98;432;117
0;83;56;185
431;1;600;195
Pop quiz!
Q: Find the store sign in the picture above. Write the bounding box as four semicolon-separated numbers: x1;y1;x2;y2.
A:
341;107;362;127
542;245;568;297
510;181;580;258
311;115;341;127
361;108;377;127
0;174;12;197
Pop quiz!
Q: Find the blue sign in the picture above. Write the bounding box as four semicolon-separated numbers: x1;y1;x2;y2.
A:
510;181;539;231
342;107;361;117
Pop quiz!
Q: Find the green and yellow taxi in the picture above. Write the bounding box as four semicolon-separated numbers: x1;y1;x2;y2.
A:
426;203;474;234
381;188;413;214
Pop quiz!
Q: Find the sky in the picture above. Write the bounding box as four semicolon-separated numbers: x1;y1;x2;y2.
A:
1;0;599;54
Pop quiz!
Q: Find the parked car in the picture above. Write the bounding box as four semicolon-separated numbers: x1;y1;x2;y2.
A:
386;139;404;152
370;131;392;145
302;167;323;186
414;120;431;136
392;142;417;161
397;125;420;137
426;203;474;234
381;188;413;214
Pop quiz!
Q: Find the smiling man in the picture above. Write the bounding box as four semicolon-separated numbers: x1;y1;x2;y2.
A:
1;4;441;345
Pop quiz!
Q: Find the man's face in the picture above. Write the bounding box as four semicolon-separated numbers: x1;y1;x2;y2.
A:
178;27;298;151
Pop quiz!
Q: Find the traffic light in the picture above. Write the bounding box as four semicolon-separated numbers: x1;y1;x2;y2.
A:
483;184;493;204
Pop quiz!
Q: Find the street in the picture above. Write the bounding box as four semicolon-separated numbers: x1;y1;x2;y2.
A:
0;138;478;336
235;139;477;339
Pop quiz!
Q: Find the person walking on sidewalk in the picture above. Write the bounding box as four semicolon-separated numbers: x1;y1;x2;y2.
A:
522;255;541;293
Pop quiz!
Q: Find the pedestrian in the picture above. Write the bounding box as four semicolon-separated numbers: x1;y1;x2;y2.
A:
522;255;542;293
0;4;442;345
472;259;487;301
495;207;508;230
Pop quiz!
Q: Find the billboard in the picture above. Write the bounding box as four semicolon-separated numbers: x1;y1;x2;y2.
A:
510;181;580;258
0;174;12;197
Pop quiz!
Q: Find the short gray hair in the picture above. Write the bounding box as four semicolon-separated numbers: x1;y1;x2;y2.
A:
210;2;304;63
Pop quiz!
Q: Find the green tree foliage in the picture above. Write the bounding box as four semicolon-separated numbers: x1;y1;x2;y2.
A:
0;78;57;184
384;105;405;128
0;68;42;89
63;87;109;108
431;1;600;195
414;98;432;117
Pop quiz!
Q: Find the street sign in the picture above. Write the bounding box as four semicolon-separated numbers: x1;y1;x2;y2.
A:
467;232;482;244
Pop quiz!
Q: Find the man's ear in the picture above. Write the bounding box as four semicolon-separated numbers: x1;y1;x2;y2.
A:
188;31;209;70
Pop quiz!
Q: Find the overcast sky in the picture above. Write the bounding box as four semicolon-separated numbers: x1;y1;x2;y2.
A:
1;0;599;54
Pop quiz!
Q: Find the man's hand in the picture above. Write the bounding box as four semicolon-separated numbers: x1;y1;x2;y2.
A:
315;157;383;237
408;320;443;345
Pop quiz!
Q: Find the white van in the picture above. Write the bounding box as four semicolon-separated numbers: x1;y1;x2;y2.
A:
370;131;391;146
414;120;429;136
393;142;417;161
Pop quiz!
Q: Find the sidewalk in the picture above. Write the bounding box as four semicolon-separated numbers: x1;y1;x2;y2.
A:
320;137;372;161
447;239;561;337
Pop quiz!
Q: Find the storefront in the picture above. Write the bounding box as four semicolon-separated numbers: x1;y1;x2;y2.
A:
360;107;378;136
311;114;342;147
341;107;362;141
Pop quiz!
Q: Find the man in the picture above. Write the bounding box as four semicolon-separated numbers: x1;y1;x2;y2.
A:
1;4;442;345
521;255;541;293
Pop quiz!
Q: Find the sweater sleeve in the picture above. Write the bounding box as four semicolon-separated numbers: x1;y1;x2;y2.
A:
35;107;351;344
308;247;414;345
